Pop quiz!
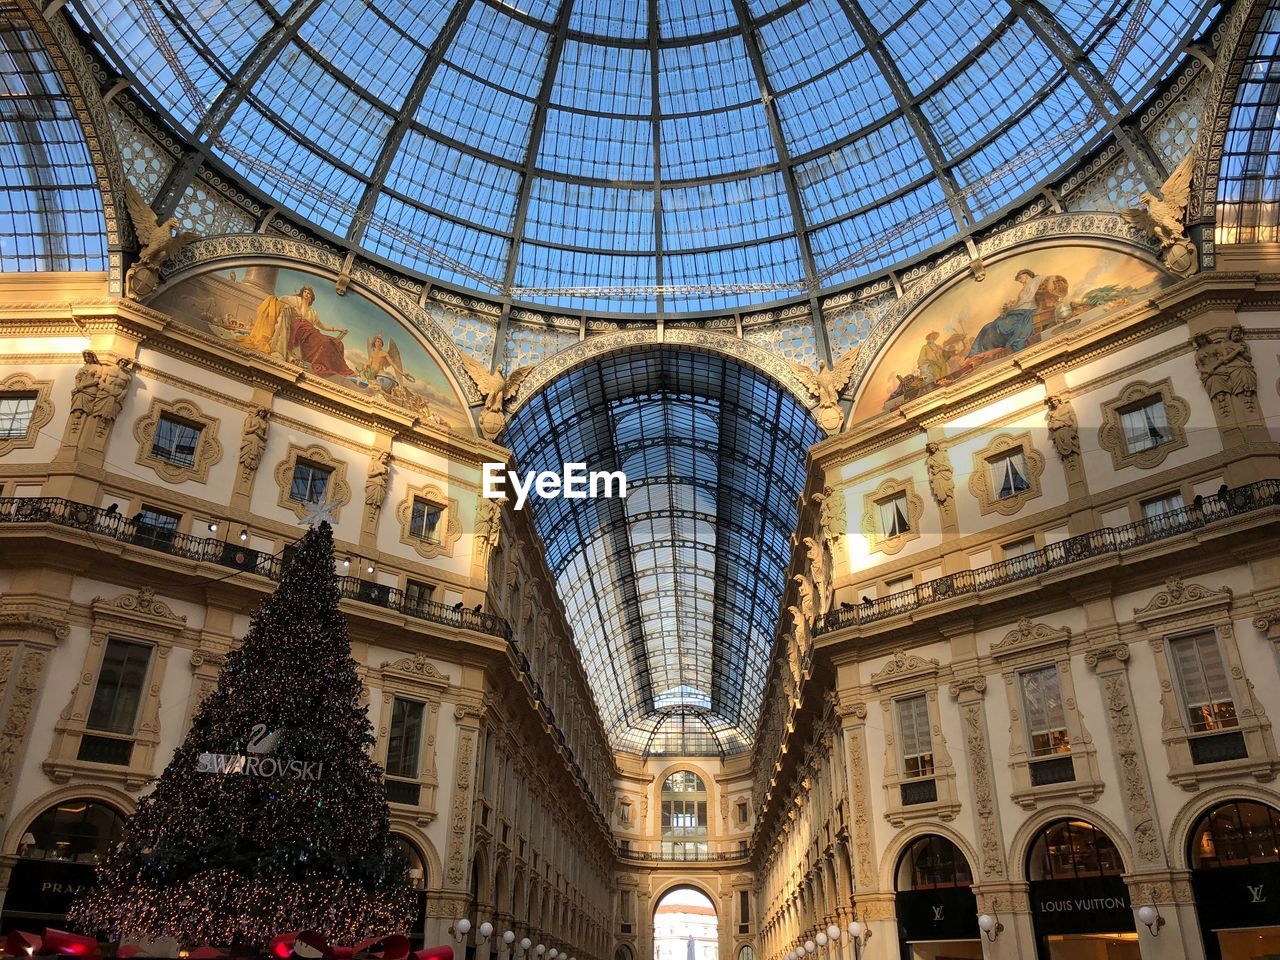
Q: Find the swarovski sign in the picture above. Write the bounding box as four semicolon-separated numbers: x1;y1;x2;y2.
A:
195;723;323;780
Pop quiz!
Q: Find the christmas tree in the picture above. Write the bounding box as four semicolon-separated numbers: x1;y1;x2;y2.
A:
71;522;414;948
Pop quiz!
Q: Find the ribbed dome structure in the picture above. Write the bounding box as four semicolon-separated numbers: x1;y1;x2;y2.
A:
74;0;1207;314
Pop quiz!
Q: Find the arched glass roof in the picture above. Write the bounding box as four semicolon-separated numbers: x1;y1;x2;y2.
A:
503;349;822;756
72;0;1208;314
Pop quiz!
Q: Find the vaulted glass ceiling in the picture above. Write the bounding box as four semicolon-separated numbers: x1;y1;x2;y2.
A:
73;0;1209;314
503;350;822;756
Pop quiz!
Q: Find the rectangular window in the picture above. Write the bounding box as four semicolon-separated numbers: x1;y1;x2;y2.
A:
0;392;36;439
896;694;934;778
86;639;152;735
1003;536;1038;559
990;449;1030;500
739;889;750;932
409;497;443;542
150;414;202;467
290;461;331;504
134;506;180;548
1020;666;1071;756
1143;491;1186;518
405;579;435;609
886;574;914;594
1169;631;1239;733
878;492;911;537
1121;396;1171;453
386;696;425;779
736;801;748;824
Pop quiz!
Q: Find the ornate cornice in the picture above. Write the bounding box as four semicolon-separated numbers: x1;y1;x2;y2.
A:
90;587;186;626
990;618;1073;659
1133;576;1232;624
869;650;941;688
380;654;453;686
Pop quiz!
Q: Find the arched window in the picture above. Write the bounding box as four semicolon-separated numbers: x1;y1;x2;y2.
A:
392;834;427;890
737;945;755;960
17;799;125;863
895;835;973;891
661;771;708;859
1190;800;1280;868
1028;820;1124;880
654;887;717;960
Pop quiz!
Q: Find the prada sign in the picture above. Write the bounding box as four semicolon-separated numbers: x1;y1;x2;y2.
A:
2;858;97;923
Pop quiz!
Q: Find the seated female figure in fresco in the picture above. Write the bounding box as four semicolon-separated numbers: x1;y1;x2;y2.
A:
966;269;1070;358
246;285;354;377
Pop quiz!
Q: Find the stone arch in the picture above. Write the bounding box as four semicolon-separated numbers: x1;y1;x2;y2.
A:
509;331;817;419
4;784;135;854
650;880;719;916
1006;804;1136;883
1165;782;1280;870
389;818;445;889
877;823;981;893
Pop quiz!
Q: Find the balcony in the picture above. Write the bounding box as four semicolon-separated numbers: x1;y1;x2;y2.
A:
820;480;1280;634
615;842;750;863
0;497;510;639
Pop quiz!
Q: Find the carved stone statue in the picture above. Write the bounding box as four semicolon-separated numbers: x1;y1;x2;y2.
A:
69;353;101;431
123;181;199;300
812;485;846;552
90;360;134;436
924;441;954;506
1124;150;1198;277
458;354;535;440
476;496;503;554
803;536;830;616
238;407;271;479
790;349;860;435
1044;395;1081;460
364;451;391;511
1194;325;1258;415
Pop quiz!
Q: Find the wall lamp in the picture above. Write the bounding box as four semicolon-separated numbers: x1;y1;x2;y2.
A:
1137;905;1165;936
451;919;471;943
477;923;493;944
977;914;1003;942
847;921;870;959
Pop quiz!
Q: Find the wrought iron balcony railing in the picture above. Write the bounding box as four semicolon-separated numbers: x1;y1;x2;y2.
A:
0;496;511;638
615;843;750;862
819;479;1280;635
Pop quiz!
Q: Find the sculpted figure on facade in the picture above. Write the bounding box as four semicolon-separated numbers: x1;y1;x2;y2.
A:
459;354;535;440
1194;325;1258;415
1044;394;1081;460
791;349;860;435
70;353;135;439
365;451;391;514
237;406;271;484
924;441;954;507
803;535;830;616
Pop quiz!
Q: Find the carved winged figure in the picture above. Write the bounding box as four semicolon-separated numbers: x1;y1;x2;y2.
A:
123;182;198;300
1124;151;1198;276
790;348;860;435
459;353;535;440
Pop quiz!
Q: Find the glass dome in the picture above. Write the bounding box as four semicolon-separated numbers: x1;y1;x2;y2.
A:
73;0;1208;315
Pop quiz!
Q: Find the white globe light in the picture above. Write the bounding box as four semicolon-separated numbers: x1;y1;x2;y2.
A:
1137;905;1158;926
815;933;827;947
549;950;559;959
805;941;815;954
848;922;863;940
827;926;840;942
456;919;472;936
520;940;532;952
536;945;546;955
977;915;995;933
480;923;494;939
503;932;516;946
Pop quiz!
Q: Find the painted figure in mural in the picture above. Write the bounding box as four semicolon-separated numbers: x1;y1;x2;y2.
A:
915;331;948;384
968;269;1047;356
247;286;354;377
362;335;414;391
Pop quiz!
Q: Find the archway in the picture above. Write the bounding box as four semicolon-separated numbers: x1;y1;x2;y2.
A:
1188;799;1280;959
653;887;718;960
892;835;981;960
1;798;126;933
392;834;429;950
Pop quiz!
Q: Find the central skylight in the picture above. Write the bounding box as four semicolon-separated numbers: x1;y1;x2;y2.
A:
74;0;1210;315
503;349;822;756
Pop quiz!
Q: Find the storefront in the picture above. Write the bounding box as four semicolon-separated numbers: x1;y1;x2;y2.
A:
1189;800;1280;960
0;799;125;934
1026;820;1138;960
894;835;982;960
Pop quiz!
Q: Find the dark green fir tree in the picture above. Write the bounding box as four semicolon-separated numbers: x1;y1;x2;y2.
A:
71;522;413;948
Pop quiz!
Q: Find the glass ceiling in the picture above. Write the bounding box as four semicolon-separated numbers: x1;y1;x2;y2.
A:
72;0;1209;314
503;349;822;756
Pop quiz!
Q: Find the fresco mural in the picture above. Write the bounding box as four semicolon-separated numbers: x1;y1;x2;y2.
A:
852;245;1169;421
153;265;466;429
